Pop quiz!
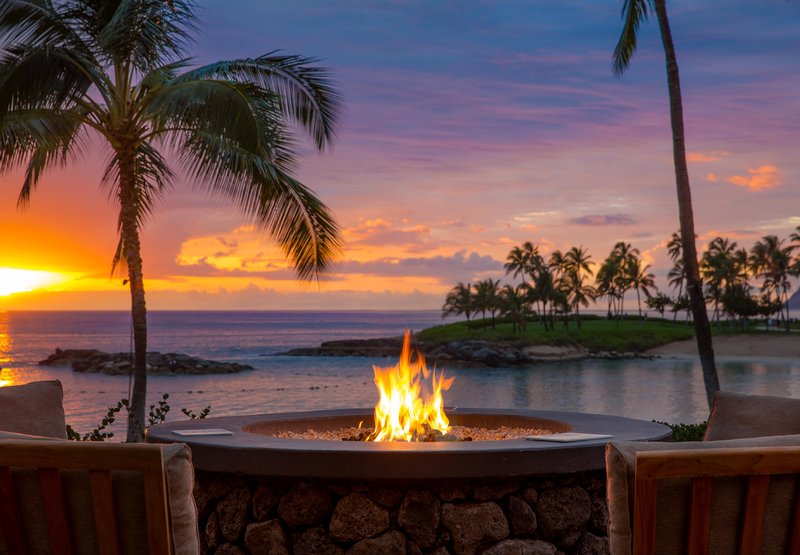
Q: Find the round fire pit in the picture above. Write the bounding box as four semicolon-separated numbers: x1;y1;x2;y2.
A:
147;408;669;480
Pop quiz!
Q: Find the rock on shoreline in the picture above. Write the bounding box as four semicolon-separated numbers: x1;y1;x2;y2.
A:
277;338;655;368
39;348;253;375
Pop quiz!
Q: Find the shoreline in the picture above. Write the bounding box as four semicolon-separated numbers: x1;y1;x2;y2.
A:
279;333;799;367
647;334;800;359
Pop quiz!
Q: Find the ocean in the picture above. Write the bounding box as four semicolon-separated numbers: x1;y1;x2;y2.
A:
2;310;800;437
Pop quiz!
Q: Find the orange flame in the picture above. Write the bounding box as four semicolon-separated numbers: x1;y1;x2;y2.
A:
369;330;454;441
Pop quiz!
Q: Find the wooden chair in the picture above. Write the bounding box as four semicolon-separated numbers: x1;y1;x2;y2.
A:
632;446;800;555
0;441;173;555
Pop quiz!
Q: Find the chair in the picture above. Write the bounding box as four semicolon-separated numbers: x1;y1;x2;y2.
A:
0;441;179;555
606;391;800;555
629;446;800;554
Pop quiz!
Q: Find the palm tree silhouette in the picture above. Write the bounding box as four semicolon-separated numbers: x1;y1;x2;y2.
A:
613;0;719;405
442;283;474;326
626;258;656;319
0;1;342;441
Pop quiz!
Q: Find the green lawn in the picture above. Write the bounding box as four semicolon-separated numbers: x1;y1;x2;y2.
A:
418;316;695;353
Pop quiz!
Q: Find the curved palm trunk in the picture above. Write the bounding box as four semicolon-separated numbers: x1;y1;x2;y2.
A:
118;149;149;443
654;0;719;407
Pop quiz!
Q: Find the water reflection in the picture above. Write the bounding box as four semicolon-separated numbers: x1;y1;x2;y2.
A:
0;312;15;387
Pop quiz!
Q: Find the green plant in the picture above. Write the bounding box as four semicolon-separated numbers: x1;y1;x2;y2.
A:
67;394;211;441
655;420;707;442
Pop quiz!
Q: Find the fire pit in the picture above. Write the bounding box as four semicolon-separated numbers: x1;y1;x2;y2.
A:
146;333;670;553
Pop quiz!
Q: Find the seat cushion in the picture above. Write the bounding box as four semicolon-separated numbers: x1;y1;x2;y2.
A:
0;380;66;438
705;390;800;440
606;434;800;555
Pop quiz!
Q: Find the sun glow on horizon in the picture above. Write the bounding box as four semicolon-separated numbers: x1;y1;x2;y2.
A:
0;268;70;297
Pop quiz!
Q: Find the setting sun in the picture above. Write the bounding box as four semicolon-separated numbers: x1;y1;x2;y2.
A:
0;268;68;297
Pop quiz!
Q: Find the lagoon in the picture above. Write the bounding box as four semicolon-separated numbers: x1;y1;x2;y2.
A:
1;311;798;435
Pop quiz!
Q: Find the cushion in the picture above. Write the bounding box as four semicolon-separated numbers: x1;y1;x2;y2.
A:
606;434;800;555
705;390;800;440
0;442;199;554
0;380;66;438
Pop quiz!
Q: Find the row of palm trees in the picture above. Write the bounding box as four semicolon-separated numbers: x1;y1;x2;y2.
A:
443;231;800;332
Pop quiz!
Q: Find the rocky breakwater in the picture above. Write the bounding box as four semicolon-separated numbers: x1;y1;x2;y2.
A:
39;348;253;375
279;338;655;368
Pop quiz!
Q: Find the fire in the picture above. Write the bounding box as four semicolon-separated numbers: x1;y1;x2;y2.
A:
369;330;454;442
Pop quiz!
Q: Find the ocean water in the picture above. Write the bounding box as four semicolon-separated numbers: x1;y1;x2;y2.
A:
1;310;799;437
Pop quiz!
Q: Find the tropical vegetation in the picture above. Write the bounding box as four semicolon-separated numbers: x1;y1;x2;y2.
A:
442;232;800;339
0;0;342;441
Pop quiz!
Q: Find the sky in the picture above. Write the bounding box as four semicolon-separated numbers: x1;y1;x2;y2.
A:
1;0;798;310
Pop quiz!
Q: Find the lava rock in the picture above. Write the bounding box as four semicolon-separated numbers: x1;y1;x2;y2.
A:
441;502;509;555
329;493;390;542
473;483;518;501
252;485;280;521
534;487;591;544
508;495;537;536
483;539;557;555
367;487;403;508
278;482;333;528
217;487;251;542
204;511;221;551
244;520;289;555
293;527;344;555
590;492;609;533
214;544;246;555
398;489;440;548
347;530;406;555
573;532;611;555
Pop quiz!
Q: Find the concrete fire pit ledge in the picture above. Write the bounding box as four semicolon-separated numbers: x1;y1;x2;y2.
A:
147;408;670;480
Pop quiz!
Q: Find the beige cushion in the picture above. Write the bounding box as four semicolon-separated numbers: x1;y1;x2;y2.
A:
606;434;800;555
705;390;800;440
0;380;66;439
0;442;199;554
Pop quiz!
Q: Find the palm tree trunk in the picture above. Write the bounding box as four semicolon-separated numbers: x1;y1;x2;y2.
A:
654;0;719;407
118;149;149;443
636;288;642;318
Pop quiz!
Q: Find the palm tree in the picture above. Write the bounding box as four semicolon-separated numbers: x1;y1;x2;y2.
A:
499;284;529;334
626;258;656;318
666;232;686;321
0;1;342;441
614;0;719;406
700;237;738;324
442;282;474;326
750;235;794;330
474;278;501;332
504;245;530;285
564;246;595;328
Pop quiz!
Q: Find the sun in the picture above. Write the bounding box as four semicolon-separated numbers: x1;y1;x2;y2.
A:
0;268;68;297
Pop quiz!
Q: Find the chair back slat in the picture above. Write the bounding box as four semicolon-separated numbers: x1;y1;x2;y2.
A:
88;469;121;553
632;477;657;555
687;477;713;555
632;447;800;554
0;442;172;555
143;468;172;555
38;467;73;555
738;475;770;554
0;465;26;555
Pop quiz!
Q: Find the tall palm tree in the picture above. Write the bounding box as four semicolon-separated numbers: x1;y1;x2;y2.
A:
0;1;342;441
614;0;719;406
442;282;474;325
504;245;530;286
564;246;595;328
627;258;656;318
666;232;686;321
499;284;529;334
750;235;794;329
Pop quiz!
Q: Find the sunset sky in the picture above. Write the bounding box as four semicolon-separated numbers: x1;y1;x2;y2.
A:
1;0;798;310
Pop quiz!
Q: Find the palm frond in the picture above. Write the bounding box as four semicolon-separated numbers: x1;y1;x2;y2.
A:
91;0;195;69
612;0;652;76
177;131;341;280
176;54;341;150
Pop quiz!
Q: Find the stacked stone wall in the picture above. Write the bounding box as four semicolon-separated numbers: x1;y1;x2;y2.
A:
194;469;610;555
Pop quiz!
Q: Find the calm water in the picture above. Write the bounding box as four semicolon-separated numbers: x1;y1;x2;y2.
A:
1;311;799;436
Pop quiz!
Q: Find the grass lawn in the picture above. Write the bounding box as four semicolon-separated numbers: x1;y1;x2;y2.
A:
418;316;695;352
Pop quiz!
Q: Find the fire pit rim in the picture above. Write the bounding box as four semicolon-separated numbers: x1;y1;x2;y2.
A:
147;408;670;479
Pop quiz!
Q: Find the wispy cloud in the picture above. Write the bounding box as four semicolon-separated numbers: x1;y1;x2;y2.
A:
725;165;780;191
687;151;729;163
568;214;639;226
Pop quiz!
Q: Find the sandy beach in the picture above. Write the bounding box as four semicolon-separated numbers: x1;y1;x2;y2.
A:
649;334;800;359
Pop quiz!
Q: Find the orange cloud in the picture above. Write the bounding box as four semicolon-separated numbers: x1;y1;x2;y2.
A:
725;165;780;191
705;173;718;182
687;151;729;163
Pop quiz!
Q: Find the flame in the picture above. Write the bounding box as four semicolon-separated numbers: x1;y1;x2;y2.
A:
369;330;454;442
